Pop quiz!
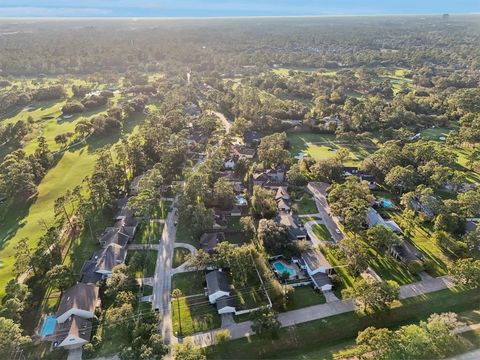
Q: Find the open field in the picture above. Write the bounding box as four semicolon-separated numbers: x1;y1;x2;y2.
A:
172;295;221;336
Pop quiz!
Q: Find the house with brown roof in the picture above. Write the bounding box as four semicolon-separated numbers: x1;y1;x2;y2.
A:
54;316;92;349
56;283;99;323
275;186;292;213
275;213;308;241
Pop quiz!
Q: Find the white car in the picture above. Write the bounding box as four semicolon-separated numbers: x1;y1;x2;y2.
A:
335;229;341;235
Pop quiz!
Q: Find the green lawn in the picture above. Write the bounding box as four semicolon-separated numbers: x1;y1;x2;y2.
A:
292;194;318;215
171;271;206;296
287;286;326;311
312;224;332;242
133;221;163;244
172;295;221;337
209;287;480;359
126;250;157;278
175;216;199;247
173;247;191;268
369;252;420;285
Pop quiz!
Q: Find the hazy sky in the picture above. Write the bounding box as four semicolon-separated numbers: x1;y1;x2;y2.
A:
0;1;479;17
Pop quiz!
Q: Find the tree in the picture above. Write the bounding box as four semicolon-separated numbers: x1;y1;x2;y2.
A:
13;238;33;277
366;225;401;252
213;177;234;209
257;132;291;169
287;163;307;186
251;307;281;339
338;236;370;275
105;264;138;297
449;258;480;289
174;340;206;360
343;279;400;314
257;219;290;256
0;317;31;357
172;288;183;337
251;185;277;219
105;303;134;328
385;165;419;193
400;208;417;238
46;265;76;292
327;177;373;232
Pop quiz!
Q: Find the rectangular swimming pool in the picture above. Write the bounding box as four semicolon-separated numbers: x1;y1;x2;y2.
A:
40;315;57;337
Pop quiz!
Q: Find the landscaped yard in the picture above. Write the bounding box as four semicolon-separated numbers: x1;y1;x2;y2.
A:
171;295;221;336
126;250;157;278
287;286;326;311
133;221;163;244
293;194;318;215
175;216;199;247
173;247;191;268
369;252;419;285
210;287;480;359
171;271;206;296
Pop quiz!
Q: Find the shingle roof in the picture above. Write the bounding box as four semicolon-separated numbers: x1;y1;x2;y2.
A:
216;295;236;310
206;270;230;295
56;283;99;318
311;272;332;289
302;248;332;271
55;316;92;345
200;232;225;253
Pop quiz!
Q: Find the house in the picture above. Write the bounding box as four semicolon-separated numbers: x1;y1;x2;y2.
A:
359;174;377;190
410;196;437;218
56;283;99;323
224;157;238;170
302;248;333;291
200;232;226;254
114;197;139;228
367;207;402;233
275;186;292;213
276;213;308;241
54;316;92;349
98;227;132;248
80;243;126;281
233;145;256;159
253;166;287;187
243;131;263;147
466;218;478;233
390;240;423;263
206;271;235;314
342;166;359;177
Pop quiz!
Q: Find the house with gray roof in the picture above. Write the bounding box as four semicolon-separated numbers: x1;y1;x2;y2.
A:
206;270;231;304
275;186;292;213
54;316;92;349
390;240;423;263
301;248;333;291
276;213;308;241
367;207;401;233
56;283;99;324
80;243;126;282
200;232;225;254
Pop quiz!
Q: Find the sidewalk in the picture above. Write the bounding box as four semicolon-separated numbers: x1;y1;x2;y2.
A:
187;275;455;347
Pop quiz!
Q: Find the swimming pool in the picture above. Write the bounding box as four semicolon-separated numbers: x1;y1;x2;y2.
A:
40;315;56;337
381;198;394;209
235;194;248;206
273;261;296;278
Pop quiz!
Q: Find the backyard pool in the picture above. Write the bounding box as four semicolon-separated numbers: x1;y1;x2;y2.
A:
272;261;296;278
235;194;248;206
381;198;395;209
40;315;57;337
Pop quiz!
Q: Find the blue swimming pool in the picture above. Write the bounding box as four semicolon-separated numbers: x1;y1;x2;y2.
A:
235;194;248;206
381;199;394;209
273;261;296;278
40;315;56;337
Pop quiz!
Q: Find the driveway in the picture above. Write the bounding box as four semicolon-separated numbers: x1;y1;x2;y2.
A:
307;182;344;242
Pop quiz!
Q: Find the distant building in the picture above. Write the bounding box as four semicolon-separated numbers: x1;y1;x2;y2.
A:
366;207;402;233
243;131;263;147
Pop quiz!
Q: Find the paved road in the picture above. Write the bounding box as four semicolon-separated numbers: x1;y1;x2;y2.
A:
307;182;344;242
187;275;455;348
210;110;232;133
152;199;177;347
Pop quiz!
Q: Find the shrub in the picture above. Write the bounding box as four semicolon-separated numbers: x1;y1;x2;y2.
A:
407;259;425;274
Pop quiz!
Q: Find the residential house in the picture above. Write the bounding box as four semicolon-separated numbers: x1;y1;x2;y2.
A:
390;240;423;263
252;165;287;188
276;213;308;241
200;232;226;254
243;131;263;147
410;196;437;218
54;316;92;349
56;283;99;324
80;243;126;282
367;207;402;233
224;156;238;170
98;227;132;248
275;186;292;213
359;174;377;190
205;270;236;314
302;248;333;291
233;145;256;159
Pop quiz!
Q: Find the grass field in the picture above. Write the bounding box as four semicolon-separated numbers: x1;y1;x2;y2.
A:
208;287;480;359
312;224;332;242
0;101;144;296
173;247;191;268
133;221;163;244
171;271;206;296
287;286;326;311
126;250;157;278
171;295;221;337
292;194;318;215
287;132;376;165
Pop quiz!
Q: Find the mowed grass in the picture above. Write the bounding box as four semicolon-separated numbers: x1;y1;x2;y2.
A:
287;132;376;165
292;194;318;215
173;247;191;268
171;295;221;336
287;286;326;311
171;271;206;296
126;250;157;278
0;149;97;297
312;224;332;242
209;287;480;360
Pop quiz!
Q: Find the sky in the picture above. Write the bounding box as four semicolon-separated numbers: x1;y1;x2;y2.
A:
0;1;479;18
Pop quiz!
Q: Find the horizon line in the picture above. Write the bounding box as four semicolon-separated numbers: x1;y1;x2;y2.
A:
1;13;480;20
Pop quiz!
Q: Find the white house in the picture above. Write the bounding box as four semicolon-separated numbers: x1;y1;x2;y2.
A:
224;158;237;170
56;283;99;324
216;296;236;314
206;270;231;304
302;248;334;291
